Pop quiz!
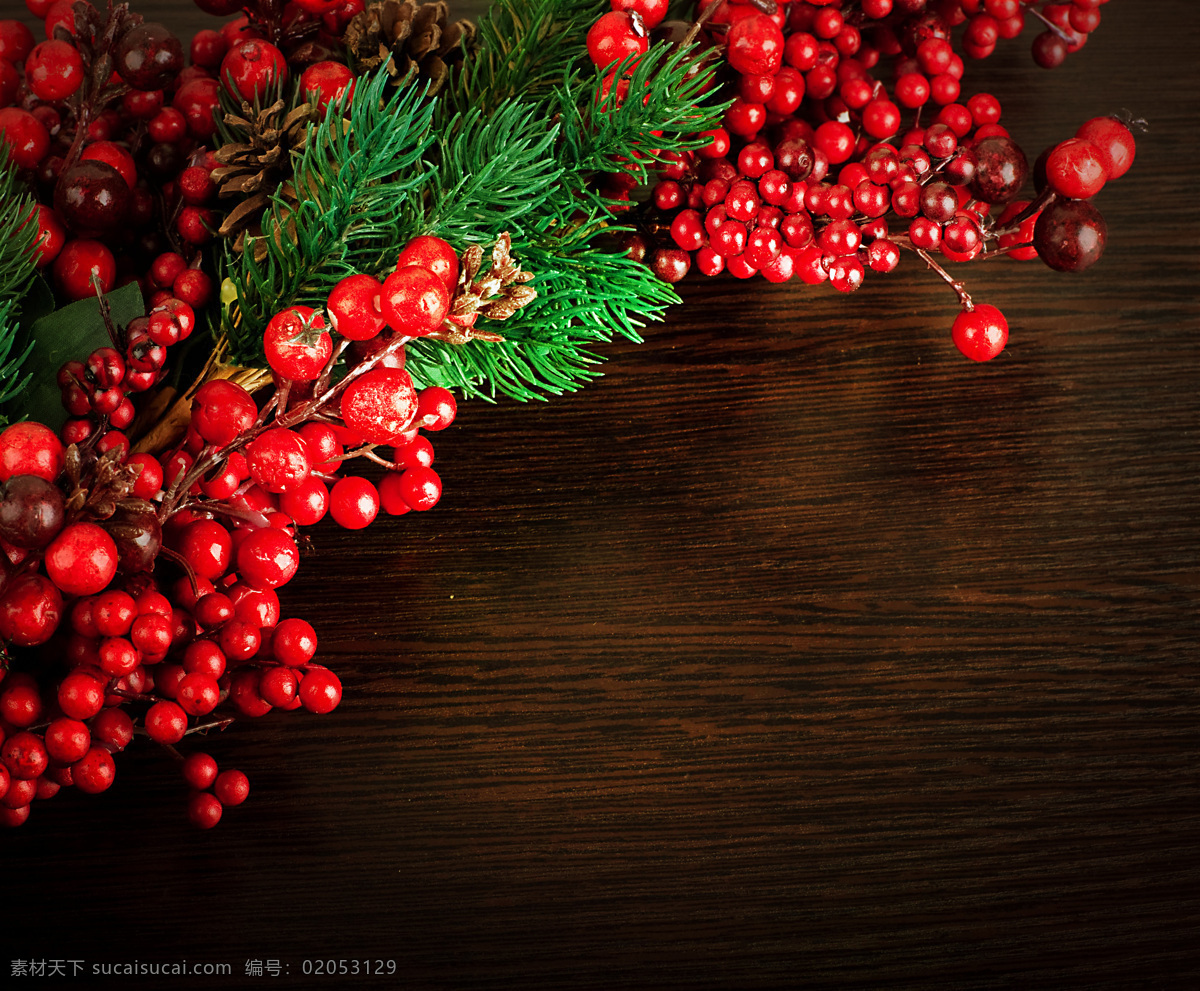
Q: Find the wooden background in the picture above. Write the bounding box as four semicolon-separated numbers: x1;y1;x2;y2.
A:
7;2;1200;988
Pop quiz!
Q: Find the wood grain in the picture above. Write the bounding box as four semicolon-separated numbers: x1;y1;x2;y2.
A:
6;2;1200;988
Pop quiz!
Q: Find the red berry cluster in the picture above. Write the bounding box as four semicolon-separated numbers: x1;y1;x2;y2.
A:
587;0;1133;361
0;227;470;828
0;0;367;312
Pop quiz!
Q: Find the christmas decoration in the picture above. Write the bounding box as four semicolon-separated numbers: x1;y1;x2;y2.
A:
0;0;1137;828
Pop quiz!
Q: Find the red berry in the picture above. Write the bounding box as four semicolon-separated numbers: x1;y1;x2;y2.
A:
191;380;258;446
1075;116;1135;180
279;476;329;526
586;11;648;68
951;303;1008;361
177;519;233;579
396;235;460;295
245;428;312;493
91;707;134;752
263;306;332;382
259;666;300;707
220;39;288;102
25;39;84;101
57;670;105;720
44;522;118;597
177;672;221;716
72;746;116;794
187;790;223;828
298;667;342;713
339;367;419;445
45;718;91;764
235;527;300;590
145;700;188;744
171;76;221;140
726;13;785;76
0;422;64;483
2;731;49;780
52;239;116;301
327;273;386;341
329;475;379;529
1043;137;1107;199
380;266;450;336
299;60;354;112
214;768;250;806
182;752;219;789
0;108;50;169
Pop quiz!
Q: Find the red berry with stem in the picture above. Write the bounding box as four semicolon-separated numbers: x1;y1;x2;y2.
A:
263;306;332;382
52;239;116;301
279;476;329;526
145;700;188;744
586;11;648;68
1033;197;1107;273
177;673;221;716
92;708;134;752
415;387;457;431
1075;116;1135;180
951;303;1008;362
259;666;300;707
177;519;233;579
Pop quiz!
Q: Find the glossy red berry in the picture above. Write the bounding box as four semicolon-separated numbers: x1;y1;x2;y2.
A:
115;22;184;91
44;522;118;597
145;700;188;744
52;239;116;301
25;40;84;101
299;60;354;112
380;265;450;336
278;475;329;526
329;475;379;529
191;380;258;446
263;306;332;382
0;108;50;169
339;367;419;445
586;11;648;68
92;707;134;751
726;14;785;76
177;672;221;716
272;617;318;666
395;236;459;295
1075;116;1135;180
177;519;233;579
327;273;385;341
235;527;300;590
220;39;288;102
187;790;223;828
213;768;250;806
0;422;64;483
72;746;116;794
298;667;342;713
1043;137;1106;199
182;751;219;790
415;386;457;431
57;670;105;720
951;303;1008;362
45;718;91;765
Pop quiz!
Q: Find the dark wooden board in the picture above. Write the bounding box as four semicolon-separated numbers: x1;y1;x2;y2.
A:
6;2;1200;988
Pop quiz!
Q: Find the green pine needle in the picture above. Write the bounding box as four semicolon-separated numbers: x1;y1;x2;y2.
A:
0;145;39;423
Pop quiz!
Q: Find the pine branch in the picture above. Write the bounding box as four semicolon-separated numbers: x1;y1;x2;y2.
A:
447;0;598;116
221;65;438;364
559;42;726;186
0;145;39;423
404;212;679;401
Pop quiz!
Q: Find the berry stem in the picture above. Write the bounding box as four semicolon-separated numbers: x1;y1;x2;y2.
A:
895;236;974;310
1026;5;1075;44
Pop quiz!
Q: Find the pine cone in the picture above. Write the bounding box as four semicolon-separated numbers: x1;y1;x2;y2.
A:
210;98;322;243
433;234;538;345
344;0;477;96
